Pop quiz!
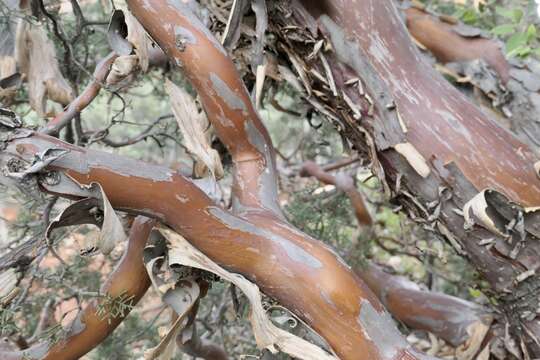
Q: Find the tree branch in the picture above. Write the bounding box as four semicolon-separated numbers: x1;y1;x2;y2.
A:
126;0;282;216
300;160;372;226
0;129;434;359
41;53;118;135
0;216;155;360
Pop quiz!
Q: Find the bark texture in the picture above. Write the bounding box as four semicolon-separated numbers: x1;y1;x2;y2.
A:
300;160;492;349
266;0;540;356
402;3;540;151
0;216;154;360
0;0;439;355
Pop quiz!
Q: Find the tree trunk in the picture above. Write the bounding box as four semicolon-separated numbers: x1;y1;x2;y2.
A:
267;0;540;357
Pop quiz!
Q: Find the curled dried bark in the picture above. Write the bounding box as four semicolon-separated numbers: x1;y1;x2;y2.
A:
165;229;336;360
15;20;75;116
0;268;19;306
0;216;155;360
271;0;540;356
46;182;127;255
165;79;224;179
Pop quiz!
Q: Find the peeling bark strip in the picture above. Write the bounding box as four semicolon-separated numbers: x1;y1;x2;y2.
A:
279;0;540;355
0;128;434;359
0;216;154;360
300;161;372;226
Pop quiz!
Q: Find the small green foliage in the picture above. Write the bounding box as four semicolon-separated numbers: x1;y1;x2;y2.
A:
90;313;159;360
491;23;516;36
38;323;67;346
468;287;483;298
0;306;20;336
95;291;135;324
495;6;523;23
425;0;539;59
285;185;355;251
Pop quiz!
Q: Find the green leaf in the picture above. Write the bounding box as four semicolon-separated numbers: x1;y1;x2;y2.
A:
468;288;482;298
527;24;537;42
506;32;529;55
515;46;532;57
461;9;478;25
491;24;516;36
507;44;532;58
495;6;523;23
512;9;524;23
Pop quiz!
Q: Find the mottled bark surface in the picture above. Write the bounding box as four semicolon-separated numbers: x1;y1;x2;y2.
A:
0;128;435;359
266;0;540;357
2;0;540;358
402;3;540;152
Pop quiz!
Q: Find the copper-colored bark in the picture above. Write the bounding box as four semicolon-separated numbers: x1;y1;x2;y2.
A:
404;7;510;83
119;2;433;358
0;216;154;360
0;129;435;359
126;0;281;216
299;160;489;346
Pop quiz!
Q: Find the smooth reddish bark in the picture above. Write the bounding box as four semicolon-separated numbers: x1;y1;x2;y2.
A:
0;216;154;360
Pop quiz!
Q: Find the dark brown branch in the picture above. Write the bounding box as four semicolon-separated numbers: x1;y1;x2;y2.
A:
176;294;229;360
404;6;509;83
357;263;492;348
299;160;489;347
